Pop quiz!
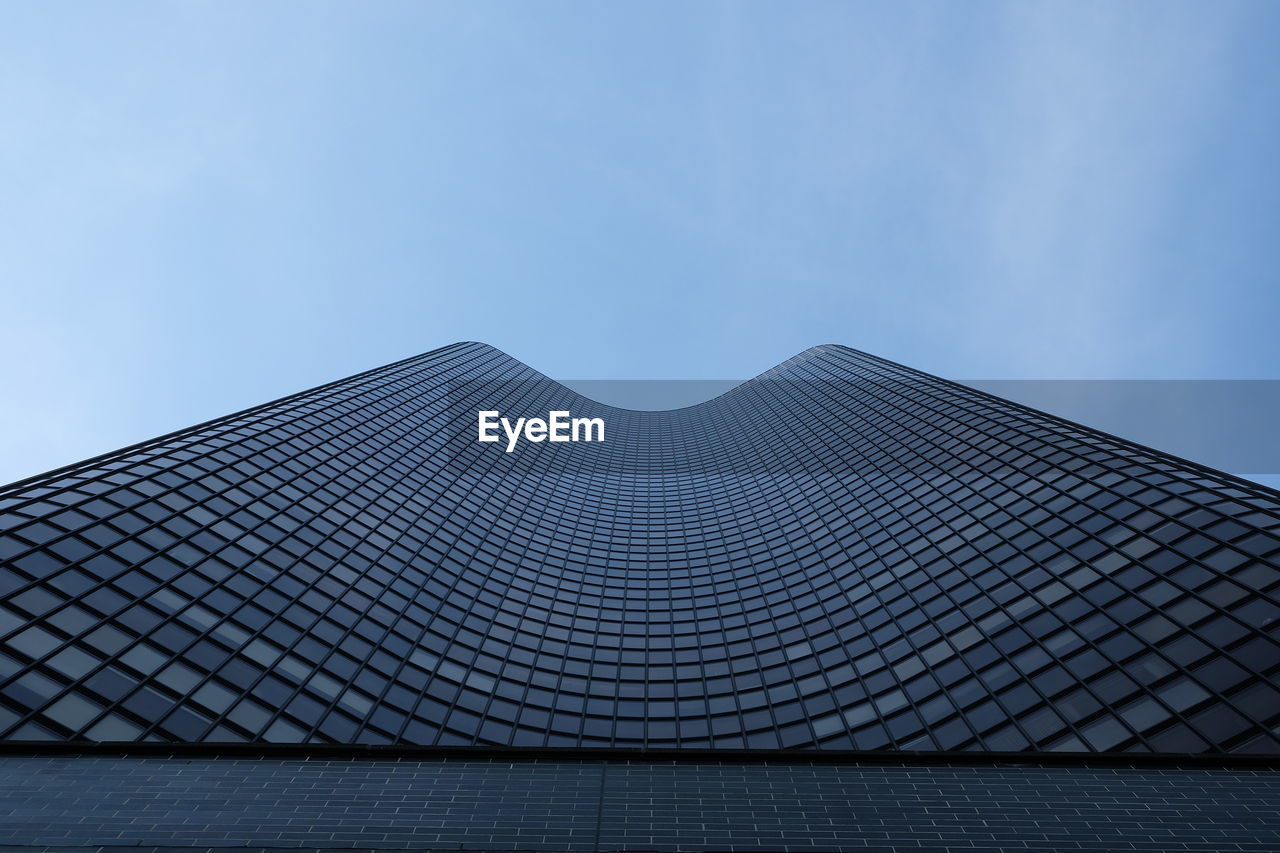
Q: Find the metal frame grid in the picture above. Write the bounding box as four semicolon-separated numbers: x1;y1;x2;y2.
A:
0;342;1277;752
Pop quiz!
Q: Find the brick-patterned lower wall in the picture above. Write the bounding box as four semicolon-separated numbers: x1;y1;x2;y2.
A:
0;755;1277;852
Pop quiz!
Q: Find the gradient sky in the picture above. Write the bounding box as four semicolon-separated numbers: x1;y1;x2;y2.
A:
2;2;1278;487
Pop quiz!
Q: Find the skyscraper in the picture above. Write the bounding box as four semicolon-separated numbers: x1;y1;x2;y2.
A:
1;342;1278;849
3;340;1277;752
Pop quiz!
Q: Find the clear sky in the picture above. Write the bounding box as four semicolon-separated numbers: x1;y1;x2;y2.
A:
2;2;1278;487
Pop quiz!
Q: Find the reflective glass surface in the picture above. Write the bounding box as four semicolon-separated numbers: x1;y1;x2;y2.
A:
0;342;1278;752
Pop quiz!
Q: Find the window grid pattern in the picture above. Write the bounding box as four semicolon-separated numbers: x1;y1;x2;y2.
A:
0;342;1277;753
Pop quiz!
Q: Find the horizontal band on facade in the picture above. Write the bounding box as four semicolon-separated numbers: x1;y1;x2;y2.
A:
3;740;1280;768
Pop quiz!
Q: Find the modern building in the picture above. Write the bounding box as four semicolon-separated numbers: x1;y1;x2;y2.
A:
1;342;1278;850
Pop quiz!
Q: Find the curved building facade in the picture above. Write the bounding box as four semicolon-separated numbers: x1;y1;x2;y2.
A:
1;342;1278;754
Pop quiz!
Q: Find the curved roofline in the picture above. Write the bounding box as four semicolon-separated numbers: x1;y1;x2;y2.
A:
6;339;1279;507
456;341;837;414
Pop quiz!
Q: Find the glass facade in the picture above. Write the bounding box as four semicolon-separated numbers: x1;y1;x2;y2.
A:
0;341;1277;753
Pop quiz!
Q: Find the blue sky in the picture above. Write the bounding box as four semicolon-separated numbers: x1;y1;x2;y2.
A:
2;2;1278;486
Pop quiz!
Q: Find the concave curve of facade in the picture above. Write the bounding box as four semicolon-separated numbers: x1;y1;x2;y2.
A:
0;341;1278;754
